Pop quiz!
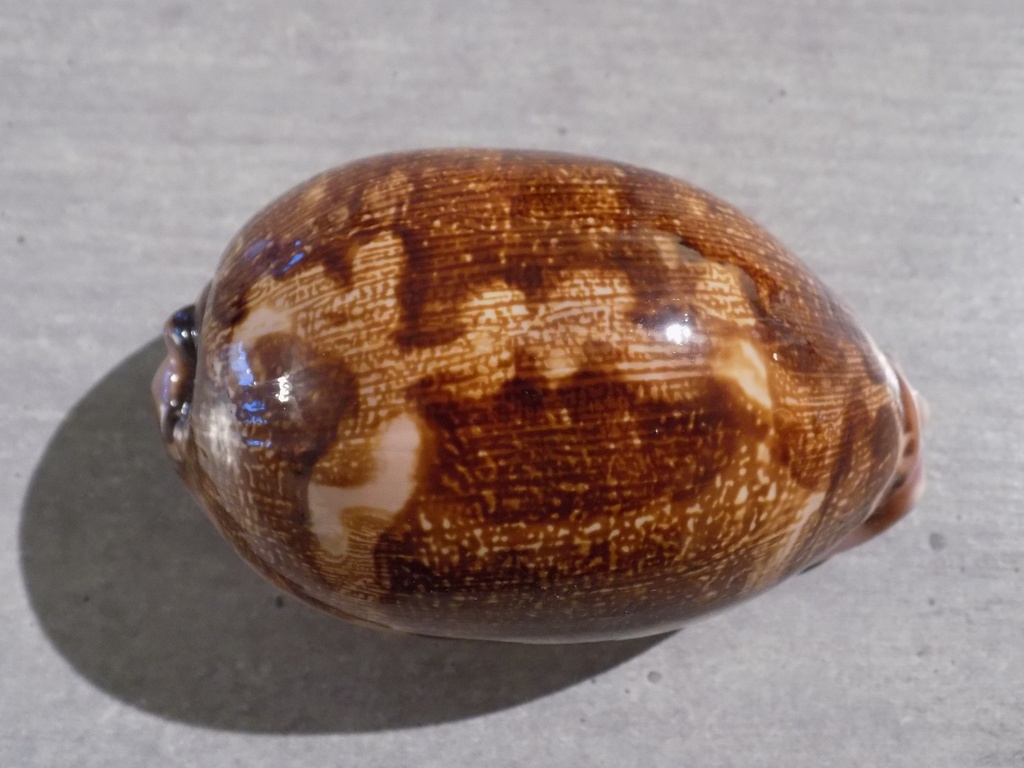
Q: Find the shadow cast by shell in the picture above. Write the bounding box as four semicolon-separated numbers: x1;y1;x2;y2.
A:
19;339;666;733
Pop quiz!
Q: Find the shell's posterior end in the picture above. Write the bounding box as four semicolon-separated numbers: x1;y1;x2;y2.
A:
153;301;201;473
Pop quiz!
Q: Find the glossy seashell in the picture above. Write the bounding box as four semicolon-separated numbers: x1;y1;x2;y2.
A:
154;150;924;643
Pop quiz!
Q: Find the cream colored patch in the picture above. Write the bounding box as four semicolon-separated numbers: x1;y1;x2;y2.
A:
538;344;582;380
719;340;772;409
777;490;825;563
308;411;423;557
752;489;826;589
440;281;528;397
529;269;635;380
653;232;703;270
360;168;413;217
467;283;530;322
233;303;293;345
307;484;351;557
349;232;405;309
303;176;332;206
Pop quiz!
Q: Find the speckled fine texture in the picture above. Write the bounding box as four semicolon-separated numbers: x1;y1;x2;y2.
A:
5;1;1024;767
163;150;915;641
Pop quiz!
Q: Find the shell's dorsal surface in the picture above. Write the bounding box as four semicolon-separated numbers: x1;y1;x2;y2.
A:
156;150;922;642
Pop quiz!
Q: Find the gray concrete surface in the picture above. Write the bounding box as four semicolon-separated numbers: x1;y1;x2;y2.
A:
3;2;1023;766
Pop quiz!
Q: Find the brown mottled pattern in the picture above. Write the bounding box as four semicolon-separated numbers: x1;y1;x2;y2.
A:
163;150;915;642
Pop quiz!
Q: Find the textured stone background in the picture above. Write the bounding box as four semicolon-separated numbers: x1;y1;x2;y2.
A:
3;2;1023;766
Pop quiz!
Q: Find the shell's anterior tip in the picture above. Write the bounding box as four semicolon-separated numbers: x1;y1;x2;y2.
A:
153;304;199;468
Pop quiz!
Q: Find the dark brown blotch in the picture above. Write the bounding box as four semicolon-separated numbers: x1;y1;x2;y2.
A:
869;401;901;464
373;365;763;624
221;332;359;574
